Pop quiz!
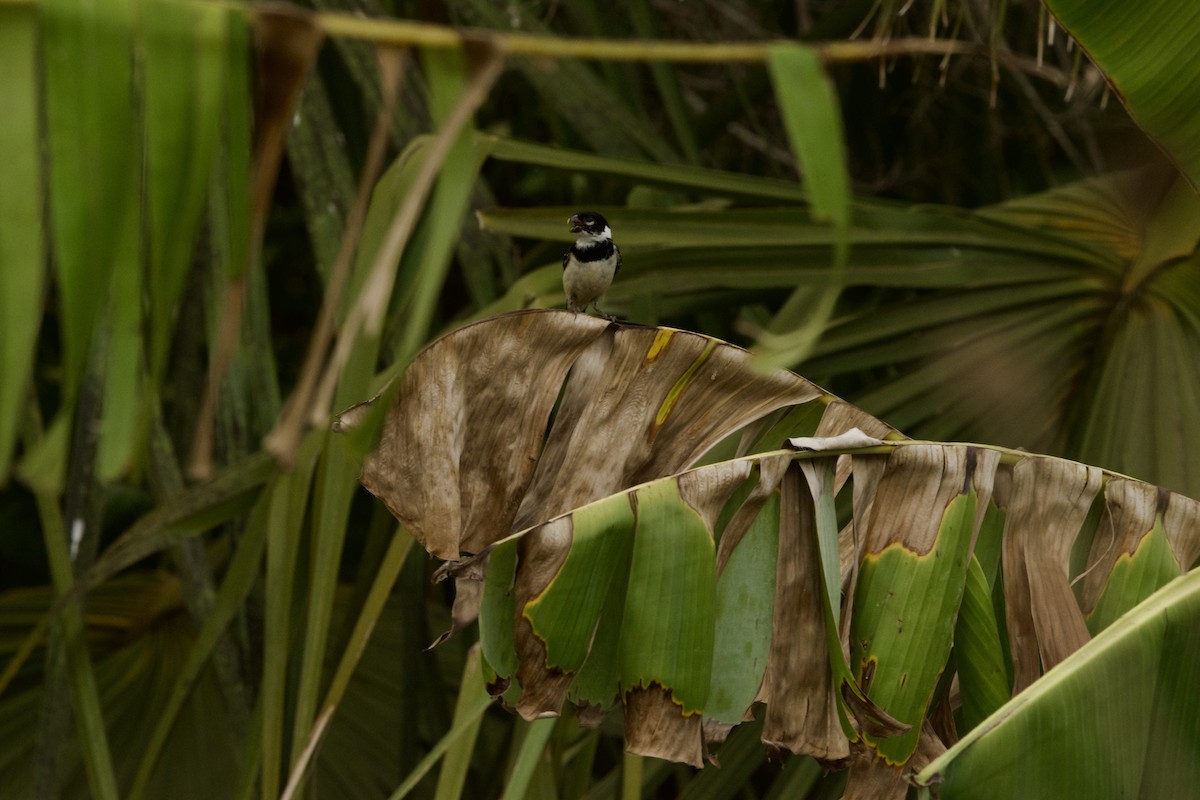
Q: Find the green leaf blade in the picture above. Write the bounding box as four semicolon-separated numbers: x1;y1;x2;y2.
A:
766;45;849;235
953;557;1011;733
1087;515;1183;634
142;0;228;379
525;494;637;673
620;479;716;716
917;570;1200;799
852;482;976;763
706;492;779;724
480;540;520;683
43;0;137;401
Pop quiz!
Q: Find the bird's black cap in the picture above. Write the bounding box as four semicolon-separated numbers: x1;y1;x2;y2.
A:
569;211;609;234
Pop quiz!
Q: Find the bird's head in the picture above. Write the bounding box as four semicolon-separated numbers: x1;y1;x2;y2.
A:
568;211;611;242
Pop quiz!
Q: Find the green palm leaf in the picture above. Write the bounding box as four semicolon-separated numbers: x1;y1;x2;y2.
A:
1044;0;1200;187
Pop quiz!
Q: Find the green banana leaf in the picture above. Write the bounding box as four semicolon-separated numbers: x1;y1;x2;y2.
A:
915;567;1200;799
349;311;1200;791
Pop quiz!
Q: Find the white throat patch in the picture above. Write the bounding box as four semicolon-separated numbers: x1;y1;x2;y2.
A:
575;225;612;249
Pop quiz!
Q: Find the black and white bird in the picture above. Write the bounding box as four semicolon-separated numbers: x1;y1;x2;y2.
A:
562;211;621;320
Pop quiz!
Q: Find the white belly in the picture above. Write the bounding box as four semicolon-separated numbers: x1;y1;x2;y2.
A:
564;256;616;311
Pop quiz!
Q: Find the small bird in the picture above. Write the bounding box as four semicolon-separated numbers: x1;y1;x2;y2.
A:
562;211;621;320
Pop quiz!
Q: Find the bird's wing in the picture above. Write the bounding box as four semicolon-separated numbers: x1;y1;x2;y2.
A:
562;248;570;270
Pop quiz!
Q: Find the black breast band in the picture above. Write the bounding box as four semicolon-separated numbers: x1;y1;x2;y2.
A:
570;240;615;263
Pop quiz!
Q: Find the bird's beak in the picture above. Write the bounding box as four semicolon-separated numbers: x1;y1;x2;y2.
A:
568;214;583;233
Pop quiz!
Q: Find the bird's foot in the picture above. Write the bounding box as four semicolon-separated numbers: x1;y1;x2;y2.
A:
592;304;619;322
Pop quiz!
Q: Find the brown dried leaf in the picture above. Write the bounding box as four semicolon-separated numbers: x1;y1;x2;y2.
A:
508;323;822;534
428;574;484;650
360;311;607;559
841;682;912;739
573;701;606;729
857;444;971;556
760;466;849;761
1001;457;1101;690
843;742;908;800
1163;488;1200;571
715;454;791;575
359;312;823;561
815;399;898;492
624;684;704;768
677;459;756;532
1081;479;1158;612
513;517;576;720
839;454;886;633
967;448;1003;550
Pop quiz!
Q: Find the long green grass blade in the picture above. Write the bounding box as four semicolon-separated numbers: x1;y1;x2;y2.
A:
0;4;43;483
35;494;119;799
762;44;850;366
392;48;486;361
127;482;280;800
231;694;266;800
143;0;227;380
261;463;316;799
212;9;252;284
95;211;142;481
479;205;1076;253
42;0;135;402
285;45;405;748
483;136;807;201
285;77;356;280
82;452;276;590
282;526;414;799
288;203;392;763
502;718;557;800
28;0;136;492
387;647;488;800
766;45;849;238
